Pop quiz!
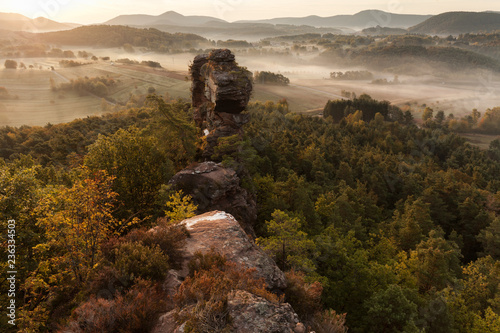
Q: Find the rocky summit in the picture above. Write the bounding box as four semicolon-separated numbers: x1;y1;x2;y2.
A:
190;49;253;159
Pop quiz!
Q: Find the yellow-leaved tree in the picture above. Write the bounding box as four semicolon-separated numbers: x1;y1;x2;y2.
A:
19;168;117;331
164;190;197;223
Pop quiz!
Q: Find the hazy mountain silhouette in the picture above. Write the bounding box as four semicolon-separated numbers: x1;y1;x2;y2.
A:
0;12;78;32
409;11;500;34
104;11;226;26
236;10;432;29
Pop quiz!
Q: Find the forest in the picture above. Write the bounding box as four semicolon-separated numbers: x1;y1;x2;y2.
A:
0;88;500;332
37;25;208;52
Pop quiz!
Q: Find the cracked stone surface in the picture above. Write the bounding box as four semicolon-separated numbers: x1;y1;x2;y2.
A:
190;49;252;159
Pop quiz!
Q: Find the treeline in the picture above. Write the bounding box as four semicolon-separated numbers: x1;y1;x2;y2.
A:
423;106;500;135
321;44;500;72
59;60;87;68
0;107;151;166
254;71;290;85
330;70;373;80
1;96;500;332
116;58;162;68
0;44;78;58
217;39;253;48
38;25;207;53
323;94;412;123
52;76;117;97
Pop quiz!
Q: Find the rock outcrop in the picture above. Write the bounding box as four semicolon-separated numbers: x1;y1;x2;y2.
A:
167;161;257;235
152;51;305;333
226;290;302;333
190;49;252;159
179;211;285;291
152;211;302;333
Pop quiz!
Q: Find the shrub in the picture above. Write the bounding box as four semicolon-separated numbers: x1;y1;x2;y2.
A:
312;309;349;333
187;249;227;277
141;60;162;68
63;279;167;333
59;60;85;68
120;222;189;268
4;59;17;69
112;242;169;282
254;71;290;85
174;251;278;332
284;270;323;322
87;266;130;299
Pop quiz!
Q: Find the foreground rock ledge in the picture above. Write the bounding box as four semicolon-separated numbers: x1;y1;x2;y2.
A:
178;211;285;291
153;290;304;333
152;211;301;333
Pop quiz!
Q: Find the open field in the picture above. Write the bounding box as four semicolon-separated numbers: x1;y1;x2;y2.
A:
460;133;500;150
0;55;191;127
0;67;103;127
1;48;500;127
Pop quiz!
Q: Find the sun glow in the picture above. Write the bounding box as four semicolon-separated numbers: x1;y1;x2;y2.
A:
3;1;40;17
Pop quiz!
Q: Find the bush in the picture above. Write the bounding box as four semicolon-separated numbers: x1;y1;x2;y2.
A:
4;59;17;69
123;222;189;269
311;309;349;333
112;242;169;282
63;279;167;333
59;60;85;68
187;249;227;277
284;270;323;322
254;71;290;85
141;60;162;68
56;76;116;97
174;251;278;332
330;70;373;80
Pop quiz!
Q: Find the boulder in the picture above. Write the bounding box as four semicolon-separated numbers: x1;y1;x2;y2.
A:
152;211;304;333
168;161;257;235
226;290;300;333
178;211;286;292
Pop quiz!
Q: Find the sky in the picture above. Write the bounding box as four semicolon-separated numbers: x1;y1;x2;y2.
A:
1;0;498;24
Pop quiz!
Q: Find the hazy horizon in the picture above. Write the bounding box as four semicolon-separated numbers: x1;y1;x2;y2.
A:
0;0;498;25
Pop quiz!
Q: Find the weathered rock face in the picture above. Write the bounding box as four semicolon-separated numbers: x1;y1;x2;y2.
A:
152;211;301;333
167;161;257;235
227;290;301;333
190;49;252;159
179;211;285;291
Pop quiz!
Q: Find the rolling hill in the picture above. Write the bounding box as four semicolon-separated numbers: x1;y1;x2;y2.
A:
0;12;77;32
237;10;432;29
104;10;226;26
37;25;207;50
148;21;343;41
104;11;343;40
361;26;408;36
409;12;500;34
